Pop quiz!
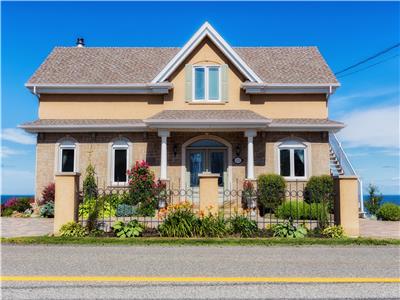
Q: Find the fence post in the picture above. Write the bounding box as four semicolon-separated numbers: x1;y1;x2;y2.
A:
333;175;360;237
199;172;219;215
54;172;80;235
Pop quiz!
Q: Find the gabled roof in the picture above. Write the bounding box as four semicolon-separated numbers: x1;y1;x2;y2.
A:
152;22;262;83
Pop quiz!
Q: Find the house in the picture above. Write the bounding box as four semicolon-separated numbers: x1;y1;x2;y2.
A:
21;22;351;202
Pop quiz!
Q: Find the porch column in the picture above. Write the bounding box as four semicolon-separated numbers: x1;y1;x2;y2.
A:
245;129;257;180
158;130;170;180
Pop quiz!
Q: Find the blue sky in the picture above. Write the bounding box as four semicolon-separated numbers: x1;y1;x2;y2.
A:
1;1;399;195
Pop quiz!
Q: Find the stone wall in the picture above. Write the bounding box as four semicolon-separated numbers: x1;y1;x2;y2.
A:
35;131;329;200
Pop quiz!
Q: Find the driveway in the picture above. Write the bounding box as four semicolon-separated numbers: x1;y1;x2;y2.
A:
359;218;400;239
1;217;53;237
2;245;399;299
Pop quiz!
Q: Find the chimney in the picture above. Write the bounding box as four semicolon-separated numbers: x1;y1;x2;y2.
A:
76;38;85;47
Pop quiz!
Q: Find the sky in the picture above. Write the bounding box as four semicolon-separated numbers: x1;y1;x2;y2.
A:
1;1;399;195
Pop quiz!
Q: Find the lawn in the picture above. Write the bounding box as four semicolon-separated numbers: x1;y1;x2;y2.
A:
2;236;399;246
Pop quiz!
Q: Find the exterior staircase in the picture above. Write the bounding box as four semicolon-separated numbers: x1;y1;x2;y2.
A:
329;133;365;216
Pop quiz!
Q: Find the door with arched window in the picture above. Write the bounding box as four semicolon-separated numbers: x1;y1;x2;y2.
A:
186;139;227;187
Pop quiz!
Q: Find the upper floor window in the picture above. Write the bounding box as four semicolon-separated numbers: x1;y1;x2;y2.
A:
58;139;76;172
193;66;220;101
278;139;307;179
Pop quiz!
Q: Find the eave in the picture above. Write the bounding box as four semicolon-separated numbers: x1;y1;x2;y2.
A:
242;83;340;95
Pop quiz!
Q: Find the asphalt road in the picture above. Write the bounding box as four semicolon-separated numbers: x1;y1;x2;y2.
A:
1;245;400;299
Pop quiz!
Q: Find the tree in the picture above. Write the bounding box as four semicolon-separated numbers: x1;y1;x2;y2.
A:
364;184;383;215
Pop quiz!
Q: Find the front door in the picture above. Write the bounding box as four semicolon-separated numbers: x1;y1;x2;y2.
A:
187;149;226;187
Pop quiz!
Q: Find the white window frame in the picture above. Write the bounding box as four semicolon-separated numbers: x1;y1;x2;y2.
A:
58;140;77;173
111;141;129;186
192;65;221;102
277;140;307;180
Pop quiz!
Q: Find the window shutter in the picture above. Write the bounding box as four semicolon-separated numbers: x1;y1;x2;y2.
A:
185;64;192;101
221;64;229;102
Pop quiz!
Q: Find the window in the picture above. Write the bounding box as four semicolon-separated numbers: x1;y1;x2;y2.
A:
112;139;129;184
278;140;307;179
193;66;220;101
58;139;76;172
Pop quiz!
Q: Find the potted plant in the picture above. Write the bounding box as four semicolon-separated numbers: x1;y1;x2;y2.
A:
242;180;257;210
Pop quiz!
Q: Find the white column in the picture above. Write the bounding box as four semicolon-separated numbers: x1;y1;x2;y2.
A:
245;130;257;180
158;130;170;180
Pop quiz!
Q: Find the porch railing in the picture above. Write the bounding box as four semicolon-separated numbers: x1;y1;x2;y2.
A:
329;133;364;215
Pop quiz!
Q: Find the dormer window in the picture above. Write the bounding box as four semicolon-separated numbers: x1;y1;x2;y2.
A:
193;66;220;101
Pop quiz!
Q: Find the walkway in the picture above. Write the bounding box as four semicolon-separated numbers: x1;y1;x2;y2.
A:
359;218;400;239
1;217;53;238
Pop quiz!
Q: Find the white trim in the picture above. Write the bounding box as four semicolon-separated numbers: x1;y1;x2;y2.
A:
181;135;232;190
19;124;147;133
55;137;79;173
192;65;221;102
108;137;132;186
25;83;172;95
242;83;340;95
275;138;310;181
152;22;262;83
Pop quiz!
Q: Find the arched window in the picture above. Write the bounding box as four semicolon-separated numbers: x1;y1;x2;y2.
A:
111;138;129;184
58;139;76;172
278;139;307;179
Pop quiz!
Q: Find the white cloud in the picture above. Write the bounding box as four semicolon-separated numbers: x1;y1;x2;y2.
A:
337;104;400;149
332;86;399;103
1;169;34;195
0;146;26;158
1;128;36;145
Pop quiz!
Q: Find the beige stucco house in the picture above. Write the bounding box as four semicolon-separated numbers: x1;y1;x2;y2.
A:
21;22;347;200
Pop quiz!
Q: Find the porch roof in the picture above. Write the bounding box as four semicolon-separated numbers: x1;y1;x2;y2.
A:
145;110;271;129
269;118;345;131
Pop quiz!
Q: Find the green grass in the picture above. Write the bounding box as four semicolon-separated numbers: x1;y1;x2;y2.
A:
2;236;399;246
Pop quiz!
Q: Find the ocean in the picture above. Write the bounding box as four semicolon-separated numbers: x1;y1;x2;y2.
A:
1;195;35;204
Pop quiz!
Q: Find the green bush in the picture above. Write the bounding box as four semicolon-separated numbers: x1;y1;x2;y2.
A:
83;163;98;199
365;184;383;215
257;174;286;214
275;201;328;221
322;225;345;238
228;215;259;237
59;222;87;237
376;203;400;221
304;175;334;211
272;221;307;238
79;195;121;219
40;201;54;218
197;214;228;238
1;207;14;217
158;202;198;237
112;220;144;238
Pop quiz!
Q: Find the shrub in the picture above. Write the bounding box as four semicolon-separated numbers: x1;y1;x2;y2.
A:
4;197;32;213
83;163;98;199
272;221;307;238
322;225;345;238
40;201;54;218
158;202;198;237
197;214;228;238
228;215;258;237
79;195;121;219
116;204;136;217
1;207;14;217
41;183;55;205
376;203;400;221
59;222;87;237
304;175;334;211
112;220;144;238
257;174;286;214
275;201;328;221
365;184;383;215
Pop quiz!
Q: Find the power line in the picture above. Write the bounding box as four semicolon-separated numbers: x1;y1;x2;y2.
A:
334;43;400;75
336;53;399;79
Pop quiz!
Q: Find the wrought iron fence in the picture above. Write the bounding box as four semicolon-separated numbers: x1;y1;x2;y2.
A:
78;180;334;232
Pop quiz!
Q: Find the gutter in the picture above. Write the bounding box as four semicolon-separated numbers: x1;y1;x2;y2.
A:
25;83;173;95
242;83;340;95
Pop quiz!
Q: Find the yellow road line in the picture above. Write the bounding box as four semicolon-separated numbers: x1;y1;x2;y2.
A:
1;276;399;283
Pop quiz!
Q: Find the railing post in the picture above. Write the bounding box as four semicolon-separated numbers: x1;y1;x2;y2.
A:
54;172;80;235
199;172;219;215
333;175;360;237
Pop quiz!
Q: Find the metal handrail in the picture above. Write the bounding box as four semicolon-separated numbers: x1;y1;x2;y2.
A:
329;133;365;215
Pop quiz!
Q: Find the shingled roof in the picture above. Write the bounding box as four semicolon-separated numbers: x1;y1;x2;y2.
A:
27;46;338;85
